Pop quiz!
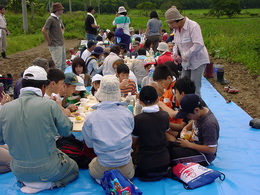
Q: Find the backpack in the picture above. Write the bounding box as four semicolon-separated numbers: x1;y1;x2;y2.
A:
101;169;142;195
0;74;13;95
85;57;96;75
172;162;225;190
56;134;92;169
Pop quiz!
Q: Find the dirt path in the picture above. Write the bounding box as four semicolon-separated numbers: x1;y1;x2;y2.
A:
0;39;259;118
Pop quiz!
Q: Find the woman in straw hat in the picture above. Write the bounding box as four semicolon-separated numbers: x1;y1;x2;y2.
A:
165;6;210;97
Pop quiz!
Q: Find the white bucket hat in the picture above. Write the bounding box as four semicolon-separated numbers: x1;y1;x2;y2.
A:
118;6;127;14
95;75;121;102
92;74;103;82
157;42;168;52
165;6;184;23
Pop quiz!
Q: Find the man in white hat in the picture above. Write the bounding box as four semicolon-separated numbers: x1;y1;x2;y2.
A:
82;75;135;181
165;6;210;97
0;66;79;193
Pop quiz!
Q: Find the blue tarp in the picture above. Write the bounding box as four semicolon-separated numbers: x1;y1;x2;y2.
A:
1;77;260;194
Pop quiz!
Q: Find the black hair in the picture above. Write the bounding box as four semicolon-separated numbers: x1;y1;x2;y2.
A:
107;32;114;40
116;63;129;74
47;68;65;84
137;48;146;55
48;58;55;68
174;77;196;95
0;5;5;10
135;37;141;42
163;61;179;79
153;65;173;81
134;30;139;34
144;39;153;50
91;80;101;96
119;12;127;16
22;79;47;89
72;57;86;74
150;11;159;19
139;86;158;106
162;29;166;33
90;53;100;59
87;6;94;12
110;45;120;55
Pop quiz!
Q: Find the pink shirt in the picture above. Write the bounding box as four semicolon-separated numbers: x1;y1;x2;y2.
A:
173;17;209;70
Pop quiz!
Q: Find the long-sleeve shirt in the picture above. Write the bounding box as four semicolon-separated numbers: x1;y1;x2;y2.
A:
173;17;209;70
82;101;134;167
0;89;72;172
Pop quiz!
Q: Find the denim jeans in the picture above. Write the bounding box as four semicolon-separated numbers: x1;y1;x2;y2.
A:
181;64;206;98
49;45;67;72
86;33;97;41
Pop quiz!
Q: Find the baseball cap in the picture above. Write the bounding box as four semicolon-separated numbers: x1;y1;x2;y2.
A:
64;73;84;86
23;66;47;81
176;94;201;118
75;76;86;91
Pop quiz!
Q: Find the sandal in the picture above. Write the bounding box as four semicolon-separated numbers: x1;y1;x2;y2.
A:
224;86;239;94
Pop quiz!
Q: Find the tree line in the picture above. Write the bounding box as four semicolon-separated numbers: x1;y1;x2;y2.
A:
2;0;260;16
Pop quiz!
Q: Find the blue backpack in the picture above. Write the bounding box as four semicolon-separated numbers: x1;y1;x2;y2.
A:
100;169;142;195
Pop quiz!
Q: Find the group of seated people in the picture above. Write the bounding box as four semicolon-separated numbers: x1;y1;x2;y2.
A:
0;37;219;193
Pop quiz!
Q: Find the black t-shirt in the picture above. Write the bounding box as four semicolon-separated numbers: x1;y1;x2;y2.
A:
85;15;97;35
132;111;170;169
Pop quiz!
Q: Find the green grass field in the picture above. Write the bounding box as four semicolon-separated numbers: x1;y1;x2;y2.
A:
5;9;260;75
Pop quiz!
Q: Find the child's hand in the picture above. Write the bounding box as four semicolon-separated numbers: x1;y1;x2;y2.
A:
1;93;11;105
121;79;130;88
67;104;78;112
177;138;191;148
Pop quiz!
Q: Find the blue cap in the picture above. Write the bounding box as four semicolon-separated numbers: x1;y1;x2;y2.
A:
176;94;201;118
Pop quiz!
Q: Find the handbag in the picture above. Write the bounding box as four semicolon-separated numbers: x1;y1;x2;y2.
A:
172;162;225;189
114;17;127;38
101;169;142;195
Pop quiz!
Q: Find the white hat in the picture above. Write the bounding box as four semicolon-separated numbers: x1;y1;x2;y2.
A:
106;29;110;33
129;27;134;32
76;76;86;91
92;74;103;82
23;66;47;81
157;42;168;52
118;6;127;14
95;75;121;102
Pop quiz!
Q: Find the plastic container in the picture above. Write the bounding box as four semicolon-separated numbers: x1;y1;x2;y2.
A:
148;64;155;84
213;64;224;80
134;99;142;115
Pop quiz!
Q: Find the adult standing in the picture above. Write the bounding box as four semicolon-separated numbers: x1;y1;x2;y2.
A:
113;6;131;51
165;6;209;97
0;5;10;59
0;66;79;193
145;11;162;53
42;2;66;71
85;6;99;41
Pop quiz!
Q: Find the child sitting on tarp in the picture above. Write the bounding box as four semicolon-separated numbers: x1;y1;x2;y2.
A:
90;74;103;96
65;76;89;106
132;86;170;181
168;94;219;166
82;75;135;181
153;65;184;127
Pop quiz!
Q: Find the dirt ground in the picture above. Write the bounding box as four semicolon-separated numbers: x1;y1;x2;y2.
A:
0;39;259;118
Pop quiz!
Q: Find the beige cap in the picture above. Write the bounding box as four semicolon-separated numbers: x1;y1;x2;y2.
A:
165;6;184;23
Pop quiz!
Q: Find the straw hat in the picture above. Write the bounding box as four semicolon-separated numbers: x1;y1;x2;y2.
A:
165;6;184;23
